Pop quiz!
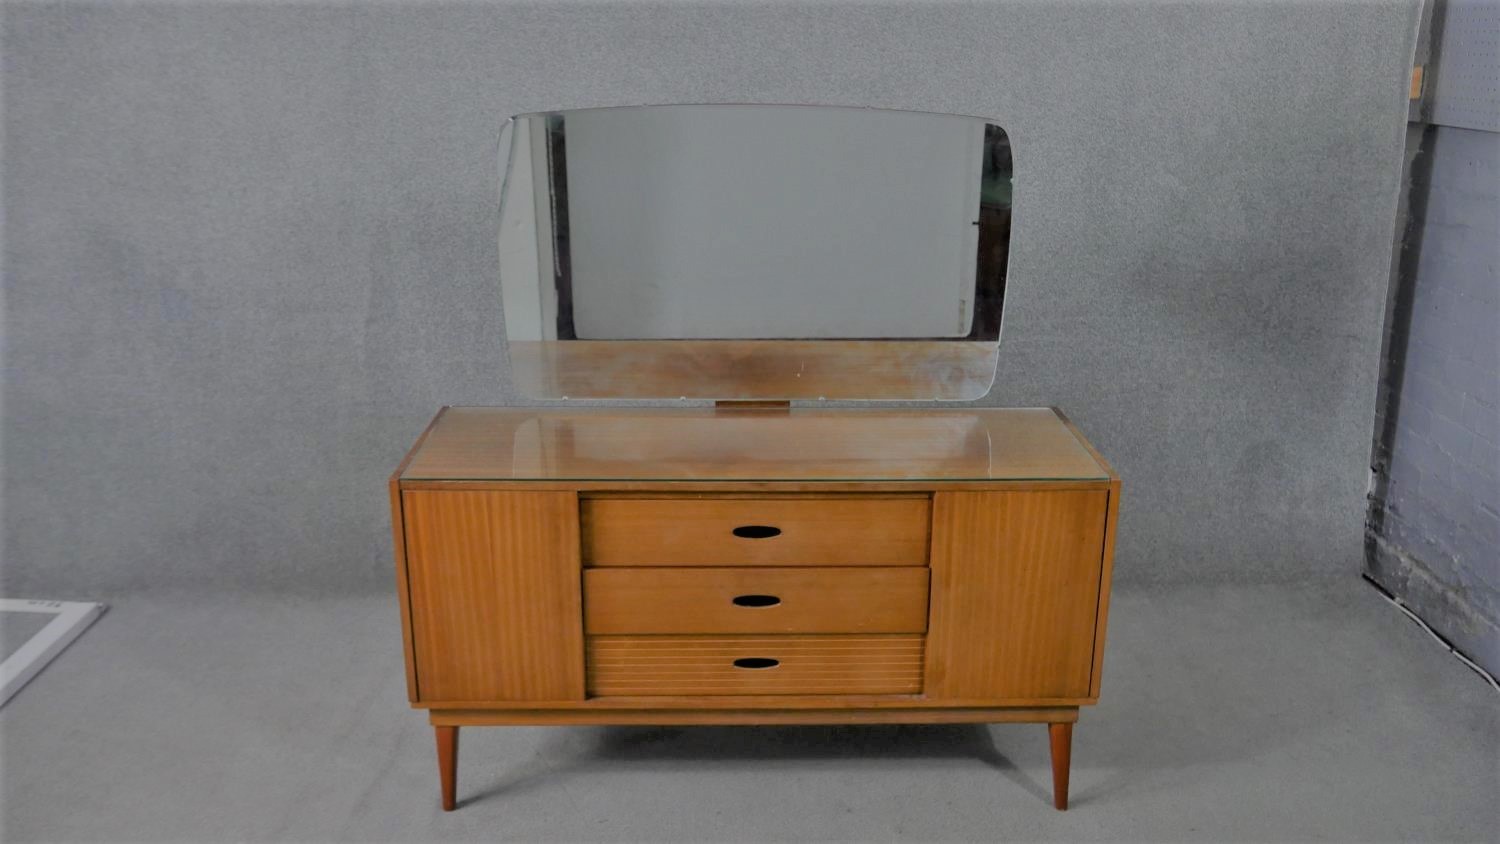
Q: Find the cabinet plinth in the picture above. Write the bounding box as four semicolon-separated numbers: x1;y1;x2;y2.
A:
390;406;1120;812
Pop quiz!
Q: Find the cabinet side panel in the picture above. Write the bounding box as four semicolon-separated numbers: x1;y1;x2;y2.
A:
925;490;1108;700
390;478;419;702
404;490;585;702
1090;479;1122;698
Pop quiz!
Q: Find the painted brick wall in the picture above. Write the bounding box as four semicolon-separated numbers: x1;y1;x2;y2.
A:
1369;125;1500;675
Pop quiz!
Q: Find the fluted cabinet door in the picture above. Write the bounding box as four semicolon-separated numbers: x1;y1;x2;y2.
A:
924;490;1109;700
402;490;585;702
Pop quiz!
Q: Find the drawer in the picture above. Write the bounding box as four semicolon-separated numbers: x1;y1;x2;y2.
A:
586;634;924;696
583;567;930;634
581;496;930;566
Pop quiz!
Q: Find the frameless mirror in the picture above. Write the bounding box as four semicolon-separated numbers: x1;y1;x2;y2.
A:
498;104;1012;400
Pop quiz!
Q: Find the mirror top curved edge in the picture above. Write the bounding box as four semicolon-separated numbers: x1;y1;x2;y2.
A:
497;104;1012;401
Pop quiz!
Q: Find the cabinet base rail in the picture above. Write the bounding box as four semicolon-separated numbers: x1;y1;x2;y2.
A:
428;706;1078;812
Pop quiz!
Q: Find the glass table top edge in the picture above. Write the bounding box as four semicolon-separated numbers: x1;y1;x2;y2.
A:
398;406;1113;483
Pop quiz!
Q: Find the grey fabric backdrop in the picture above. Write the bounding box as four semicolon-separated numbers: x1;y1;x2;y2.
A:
2;1;1419;596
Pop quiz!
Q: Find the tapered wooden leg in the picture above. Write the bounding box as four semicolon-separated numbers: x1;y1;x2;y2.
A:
435;725;459;811
1048;722;1072;811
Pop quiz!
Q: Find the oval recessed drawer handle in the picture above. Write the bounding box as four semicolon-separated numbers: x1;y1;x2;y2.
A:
732;657;780;670
731;594;781;608
732;525;782;539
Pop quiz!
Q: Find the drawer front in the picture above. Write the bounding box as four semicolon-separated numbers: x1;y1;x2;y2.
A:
587;635;924;696
581;496;930;566
584;567;930;634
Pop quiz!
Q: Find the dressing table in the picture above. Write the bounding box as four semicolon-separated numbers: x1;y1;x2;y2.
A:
389;105;1120;813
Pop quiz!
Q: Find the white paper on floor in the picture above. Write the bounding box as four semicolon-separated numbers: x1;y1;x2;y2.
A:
0;599;106;706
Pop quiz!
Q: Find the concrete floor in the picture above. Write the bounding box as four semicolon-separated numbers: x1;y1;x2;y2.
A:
1;583;1495;842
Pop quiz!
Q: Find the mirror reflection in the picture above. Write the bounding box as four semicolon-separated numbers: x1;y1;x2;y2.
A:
498;105;1011;399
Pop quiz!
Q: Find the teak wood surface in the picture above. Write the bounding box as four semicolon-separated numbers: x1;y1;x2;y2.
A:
434;725;458;811
429;706;1080;727
1049;722;1074;810
586;634;926;696
924;490;1109;699
582;496;931;566
389;405;1119;812
398;406;1110;482
402;490;585;702
583;566;931;634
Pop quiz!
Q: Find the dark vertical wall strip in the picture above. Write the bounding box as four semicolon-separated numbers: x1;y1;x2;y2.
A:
1367;0;1499;676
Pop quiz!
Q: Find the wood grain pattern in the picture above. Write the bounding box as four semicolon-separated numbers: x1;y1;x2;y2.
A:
583;567;929;634
434;725;458;812
390;478;420;703
398;407;1111;483
390;405;1120;812
387;410;444;707
417;693;1095;710
508;339;999;401
1052;407;1120;482
431;706;1079;727
1054;407;1123;698
403;490;585;702
586;634;924;696
582;497;930;566
924;490;1109;699
1090;479;1122;698
389;409;448;704
1049;722;1072;811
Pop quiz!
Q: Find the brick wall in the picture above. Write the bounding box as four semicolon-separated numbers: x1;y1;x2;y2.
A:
1368;125;1499;676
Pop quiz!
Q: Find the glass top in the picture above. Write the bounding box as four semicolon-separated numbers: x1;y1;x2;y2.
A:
400;408;1111;482
498;105;1012;401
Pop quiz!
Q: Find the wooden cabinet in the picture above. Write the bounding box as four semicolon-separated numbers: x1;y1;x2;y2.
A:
400;491;584;703
582;496;931;566
587;634;927;696
391;407;1119;811
582;566;931;634
926;490;1110;700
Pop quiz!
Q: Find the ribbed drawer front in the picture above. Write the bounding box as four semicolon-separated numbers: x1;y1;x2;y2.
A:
581;496;931;566
586;634;925;696
584;567;930;634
